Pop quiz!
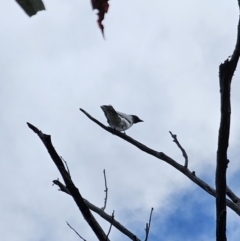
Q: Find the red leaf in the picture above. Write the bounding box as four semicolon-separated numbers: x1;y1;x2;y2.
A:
91;0;109;37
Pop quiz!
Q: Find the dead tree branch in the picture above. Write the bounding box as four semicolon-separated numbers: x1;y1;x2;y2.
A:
27;122;109;241
226;186;240;206
216;1;240;240
101;169;108;211
53;179;142;241
169;131;188;168
53;179;71;194
79;108;240;216
106;211;115;240
66;221;87;241
144;208;153;241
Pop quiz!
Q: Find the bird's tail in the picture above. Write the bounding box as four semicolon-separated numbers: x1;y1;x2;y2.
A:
100;105;120;124
101;105;116;113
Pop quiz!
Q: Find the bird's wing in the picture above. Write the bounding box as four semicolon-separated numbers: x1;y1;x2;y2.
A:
116;111;133;124
101;105;121;123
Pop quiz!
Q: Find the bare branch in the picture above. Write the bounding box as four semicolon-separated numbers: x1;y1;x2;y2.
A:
53;180;142;241
226;186;240;207
79;109;240;216
53;179;71;195
169;131;188;168
215;2;240;238
227;2;240;75
216;60;231;241
101;169;108;211
106;211;115;240
66;221;87;241
144;208;153;241
27;122;109;241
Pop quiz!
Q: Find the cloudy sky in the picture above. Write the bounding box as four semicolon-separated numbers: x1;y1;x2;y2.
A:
1;0;240;240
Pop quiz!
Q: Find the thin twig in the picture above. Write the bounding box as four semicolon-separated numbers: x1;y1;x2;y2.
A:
169;131;188;168
101;169;108;211
66;221;87;241
144;208;154;241
61;156;71;177
106;211;115;240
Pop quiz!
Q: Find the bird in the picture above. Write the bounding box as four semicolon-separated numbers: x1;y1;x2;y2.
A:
100;105;143;132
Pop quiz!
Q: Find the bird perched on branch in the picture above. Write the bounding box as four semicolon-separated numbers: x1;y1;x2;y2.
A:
101;105;143;132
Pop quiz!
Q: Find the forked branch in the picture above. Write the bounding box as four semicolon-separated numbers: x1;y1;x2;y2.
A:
53;179;142;241
144;208;154;241
169;131;188;168
27;122;109;241
79;109;240;216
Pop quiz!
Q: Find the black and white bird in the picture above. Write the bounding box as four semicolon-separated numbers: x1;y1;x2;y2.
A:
101;105;143;132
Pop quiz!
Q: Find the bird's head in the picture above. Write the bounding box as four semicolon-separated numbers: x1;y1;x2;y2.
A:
131;115;144;124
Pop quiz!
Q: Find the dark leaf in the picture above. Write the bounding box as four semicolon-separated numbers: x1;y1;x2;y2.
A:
15;0;45;17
